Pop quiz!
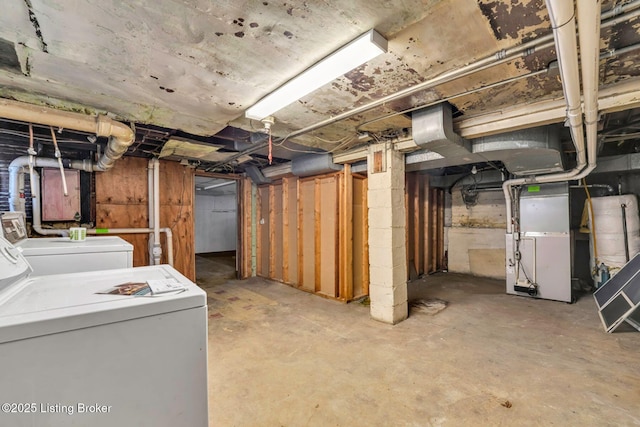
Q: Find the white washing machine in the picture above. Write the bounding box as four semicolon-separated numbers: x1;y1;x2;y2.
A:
0;236;208;427
15;236;133;276
1;212;133;275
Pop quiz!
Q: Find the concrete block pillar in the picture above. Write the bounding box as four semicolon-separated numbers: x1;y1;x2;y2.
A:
367;143;408;324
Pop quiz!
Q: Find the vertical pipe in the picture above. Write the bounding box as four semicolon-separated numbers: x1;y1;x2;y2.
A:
49;127;68;196
621;204;630;262
152;158;162;265
251;182;257;276
148;159;155;265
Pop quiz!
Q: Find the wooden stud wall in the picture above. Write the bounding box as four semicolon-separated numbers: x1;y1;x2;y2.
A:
405;172;445;278
95;157;195;281
239;177;252;279
252;169;368;301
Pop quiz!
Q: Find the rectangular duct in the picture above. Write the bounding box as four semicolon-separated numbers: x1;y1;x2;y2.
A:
412;103;471;158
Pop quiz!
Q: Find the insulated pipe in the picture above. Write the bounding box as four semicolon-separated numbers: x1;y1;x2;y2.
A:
86;228;174;267
503;0;601;233
0;98;134;171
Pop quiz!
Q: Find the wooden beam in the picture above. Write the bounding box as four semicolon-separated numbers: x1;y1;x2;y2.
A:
422;175;431;274
362;177;370;296
194;171;242;180
405;174;410;280
297;178;304;289
438;189;445;270
413;174;422;275
256;186;263;276
339;165;354;301
282;177;290;284
314;177;321;293
269;184;276;278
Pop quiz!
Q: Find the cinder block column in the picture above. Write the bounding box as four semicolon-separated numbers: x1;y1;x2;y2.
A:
367;143;408;324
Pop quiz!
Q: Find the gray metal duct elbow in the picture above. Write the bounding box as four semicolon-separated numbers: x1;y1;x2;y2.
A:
412;103;471;157
291;153;343;177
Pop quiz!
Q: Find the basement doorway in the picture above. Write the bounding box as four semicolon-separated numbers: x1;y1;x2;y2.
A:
194;176;238;287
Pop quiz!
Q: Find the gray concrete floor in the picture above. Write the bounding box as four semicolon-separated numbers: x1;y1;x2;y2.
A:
196;258;640;426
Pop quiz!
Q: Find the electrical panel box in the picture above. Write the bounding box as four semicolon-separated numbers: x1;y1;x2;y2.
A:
41;168;81;221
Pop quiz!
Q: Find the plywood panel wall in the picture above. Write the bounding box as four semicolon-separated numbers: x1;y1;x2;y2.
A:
283;177;298;285
95;157;195;281
317;175;338;297
250;170;368;301
352;175;369;298
257;186;270;277
299;178;316;292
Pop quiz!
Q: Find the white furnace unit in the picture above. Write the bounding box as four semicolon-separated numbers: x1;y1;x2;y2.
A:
0;235;208;426
506;182;572;302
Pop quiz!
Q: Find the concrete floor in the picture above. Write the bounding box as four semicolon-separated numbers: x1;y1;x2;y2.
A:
196;257;640;426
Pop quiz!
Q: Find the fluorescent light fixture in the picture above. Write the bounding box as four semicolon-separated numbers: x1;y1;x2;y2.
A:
203;181;235;190
245;29;387;121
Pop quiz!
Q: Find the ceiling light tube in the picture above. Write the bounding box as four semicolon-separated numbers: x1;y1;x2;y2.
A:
202;181;236;190
245;29;387;121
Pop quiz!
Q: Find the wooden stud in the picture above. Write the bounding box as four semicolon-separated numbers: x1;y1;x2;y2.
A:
297;178;304;289
438;188;445;270
282;177;290;283
413;174;422;275
344;165;354;300
405;174;410;280
362;176;370;296
422;175;431;274
269;184;276;279
334;175;341;298
314;177;321;293
256;186;263;276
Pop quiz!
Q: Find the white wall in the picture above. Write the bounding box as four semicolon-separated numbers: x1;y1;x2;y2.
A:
445;188;506;279
195;192;237;253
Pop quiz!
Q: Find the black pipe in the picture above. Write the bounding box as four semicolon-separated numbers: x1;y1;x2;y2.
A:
621;203;630;262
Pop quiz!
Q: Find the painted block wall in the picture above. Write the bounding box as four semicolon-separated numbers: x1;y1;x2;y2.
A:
195;192;237;253
446;188;506;279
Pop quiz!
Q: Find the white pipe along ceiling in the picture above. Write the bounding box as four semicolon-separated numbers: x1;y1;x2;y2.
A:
0;98;134;171
0;1;639;190
503;0;602;234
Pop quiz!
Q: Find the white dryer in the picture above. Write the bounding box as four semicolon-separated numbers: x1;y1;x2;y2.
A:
15;236;133;275
2;211;133;275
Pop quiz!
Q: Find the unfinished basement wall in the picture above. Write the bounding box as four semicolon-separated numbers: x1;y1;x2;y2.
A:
246;167;369;301
405;173;445;278
95;157;195;281
195;191;237;253
446;187;506;279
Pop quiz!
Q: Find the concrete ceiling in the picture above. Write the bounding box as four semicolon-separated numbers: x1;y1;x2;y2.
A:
1;0;640;168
